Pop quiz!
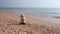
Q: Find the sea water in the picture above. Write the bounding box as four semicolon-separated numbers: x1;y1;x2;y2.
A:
0;8;60;17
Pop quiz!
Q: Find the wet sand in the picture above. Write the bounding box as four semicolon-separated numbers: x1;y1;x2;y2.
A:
0;11;60;34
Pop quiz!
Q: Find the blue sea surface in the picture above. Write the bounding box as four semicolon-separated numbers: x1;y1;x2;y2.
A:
0;8;60;17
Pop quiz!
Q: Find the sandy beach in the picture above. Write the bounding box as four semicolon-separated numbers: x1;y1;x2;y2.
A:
0;11;60;34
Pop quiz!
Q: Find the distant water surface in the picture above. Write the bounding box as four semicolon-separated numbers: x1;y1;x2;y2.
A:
0;8;60;17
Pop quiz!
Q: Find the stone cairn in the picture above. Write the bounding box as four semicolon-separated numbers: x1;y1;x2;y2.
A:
19;14;26;25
